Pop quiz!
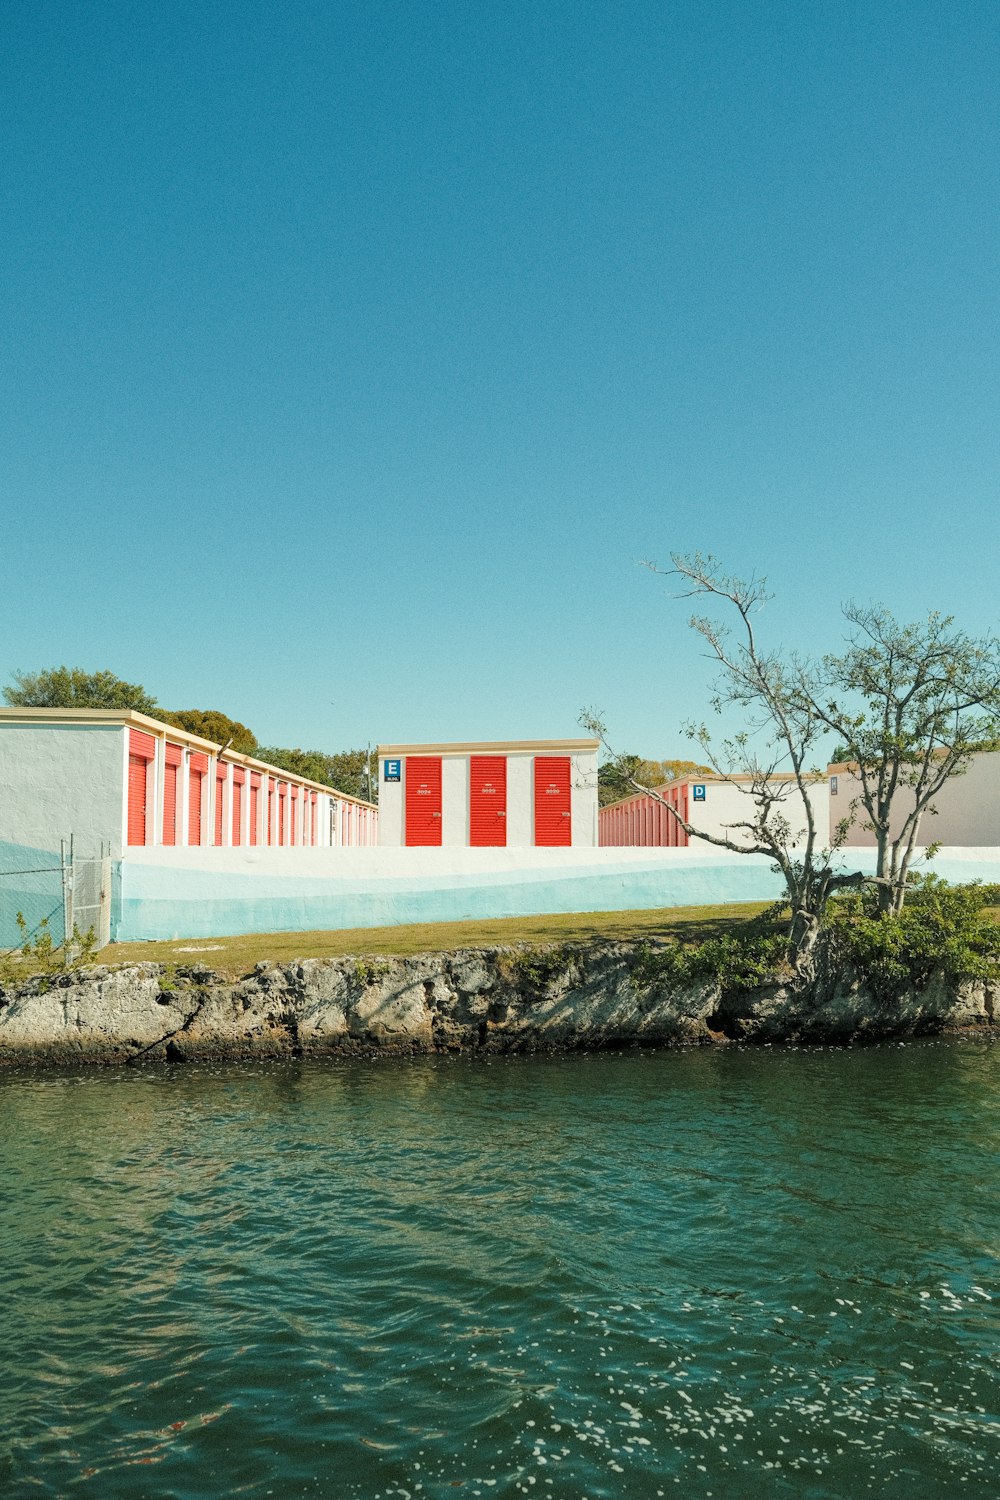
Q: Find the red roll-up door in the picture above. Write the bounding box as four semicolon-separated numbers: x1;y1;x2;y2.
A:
162;742;182;846
215;763;227;845
405;756;443;846
470;755;507;847
127;730;155;847
310;793;317;846
127;757;148;846
249;773;261;846
188;753;208;846
534;757;572;846
130;730;155;760
290;785;299;845
278;784;287;845
232;767;245;846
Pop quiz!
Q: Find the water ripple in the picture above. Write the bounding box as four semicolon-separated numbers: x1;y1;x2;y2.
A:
1;1043;999;1497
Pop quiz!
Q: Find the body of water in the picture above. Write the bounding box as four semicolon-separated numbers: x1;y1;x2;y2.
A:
2;1041;998;1497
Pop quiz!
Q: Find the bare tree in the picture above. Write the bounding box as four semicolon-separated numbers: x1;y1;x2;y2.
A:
585;553;862;974
814;606;1000;914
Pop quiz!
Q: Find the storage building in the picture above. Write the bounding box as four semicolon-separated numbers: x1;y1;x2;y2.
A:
829;748;1000;846
0;709;377;857
377;739;599;848
600;773;829;851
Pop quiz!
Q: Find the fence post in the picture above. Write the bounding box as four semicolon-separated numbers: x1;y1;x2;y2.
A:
100;842;112;949
60;837;74;958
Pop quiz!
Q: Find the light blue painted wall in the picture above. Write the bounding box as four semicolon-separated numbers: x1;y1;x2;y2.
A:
0;837;66;950
10;841;1000;947
118;857;788;940
115;848;1000;943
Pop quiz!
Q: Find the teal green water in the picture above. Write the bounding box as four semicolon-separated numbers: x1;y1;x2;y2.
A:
2;1043;999;1499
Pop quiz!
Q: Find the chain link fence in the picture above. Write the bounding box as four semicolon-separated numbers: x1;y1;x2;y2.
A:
0;838;112;957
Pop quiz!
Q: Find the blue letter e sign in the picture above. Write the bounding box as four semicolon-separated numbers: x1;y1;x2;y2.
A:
383;759;401;783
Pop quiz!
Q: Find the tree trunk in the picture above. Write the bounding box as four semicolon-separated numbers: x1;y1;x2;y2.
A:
787;906;821;979
876;882;896;915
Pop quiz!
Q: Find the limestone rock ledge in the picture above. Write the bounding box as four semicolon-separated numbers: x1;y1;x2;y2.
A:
0;944;996;1066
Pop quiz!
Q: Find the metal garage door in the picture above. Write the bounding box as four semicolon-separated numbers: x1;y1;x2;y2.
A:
470;756;507;847
405;757;443;846
534;757;571;846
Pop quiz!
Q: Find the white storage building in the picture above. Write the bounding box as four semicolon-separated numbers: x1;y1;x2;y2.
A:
829;748;1000;847
377;739;600;848
600;772;830;851
0;709;377;857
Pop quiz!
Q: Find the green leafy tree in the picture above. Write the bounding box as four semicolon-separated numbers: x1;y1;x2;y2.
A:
326;748;377;803
813;606;1000;914
159;709;258;755
3;667;158;713
256;746;331;784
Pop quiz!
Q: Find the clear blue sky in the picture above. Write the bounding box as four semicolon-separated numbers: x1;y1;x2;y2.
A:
3;0;998;757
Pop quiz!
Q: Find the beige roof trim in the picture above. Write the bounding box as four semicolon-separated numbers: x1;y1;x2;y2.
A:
826;745;992;775
0;708;377;807
377;738;600;756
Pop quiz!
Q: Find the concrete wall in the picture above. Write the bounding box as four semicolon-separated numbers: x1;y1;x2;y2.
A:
115;844;784;940
378;747;599;847
831;751;1000;847
112;842;1000;942
0;724;126;857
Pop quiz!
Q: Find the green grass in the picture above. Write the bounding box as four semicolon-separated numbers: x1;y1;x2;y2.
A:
4;900;998;986
96;902;776;978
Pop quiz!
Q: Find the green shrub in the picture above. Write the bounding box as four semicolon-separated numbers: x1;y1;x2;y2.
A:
353;959;392;986
497;946;577;992
0;914;99;987
828;877;1000;999
631;931;788;994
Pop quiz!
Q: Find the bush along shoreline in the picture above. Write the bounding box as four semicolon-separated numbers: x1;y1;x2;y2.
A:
0;881;998;1066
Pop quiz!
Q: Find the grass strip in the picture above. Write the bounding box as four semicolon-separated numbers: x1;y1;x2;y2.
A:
99;902;776;978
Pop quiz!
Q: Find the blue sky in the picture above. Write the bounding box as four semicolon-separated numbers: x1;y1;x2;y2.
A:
2;0;998;758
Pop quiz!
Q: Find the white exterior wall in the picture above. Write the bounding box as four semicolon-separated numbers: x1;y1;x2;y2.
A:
831;750;1000;847
571;755;599;847
441;757;468;845
377;744;599;848
0;724;127;857
506;755;533;846
379;775;404;844
0;714;376;861
686;777;830;851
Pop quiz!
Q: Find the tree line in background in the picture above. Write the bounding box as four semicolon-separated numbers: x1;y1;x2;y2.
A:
2;668;377;804
597;755;712;806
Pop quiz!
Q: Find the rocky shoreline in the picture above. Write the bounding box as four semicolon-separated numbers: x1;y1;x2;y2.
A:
0;940;997;1066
